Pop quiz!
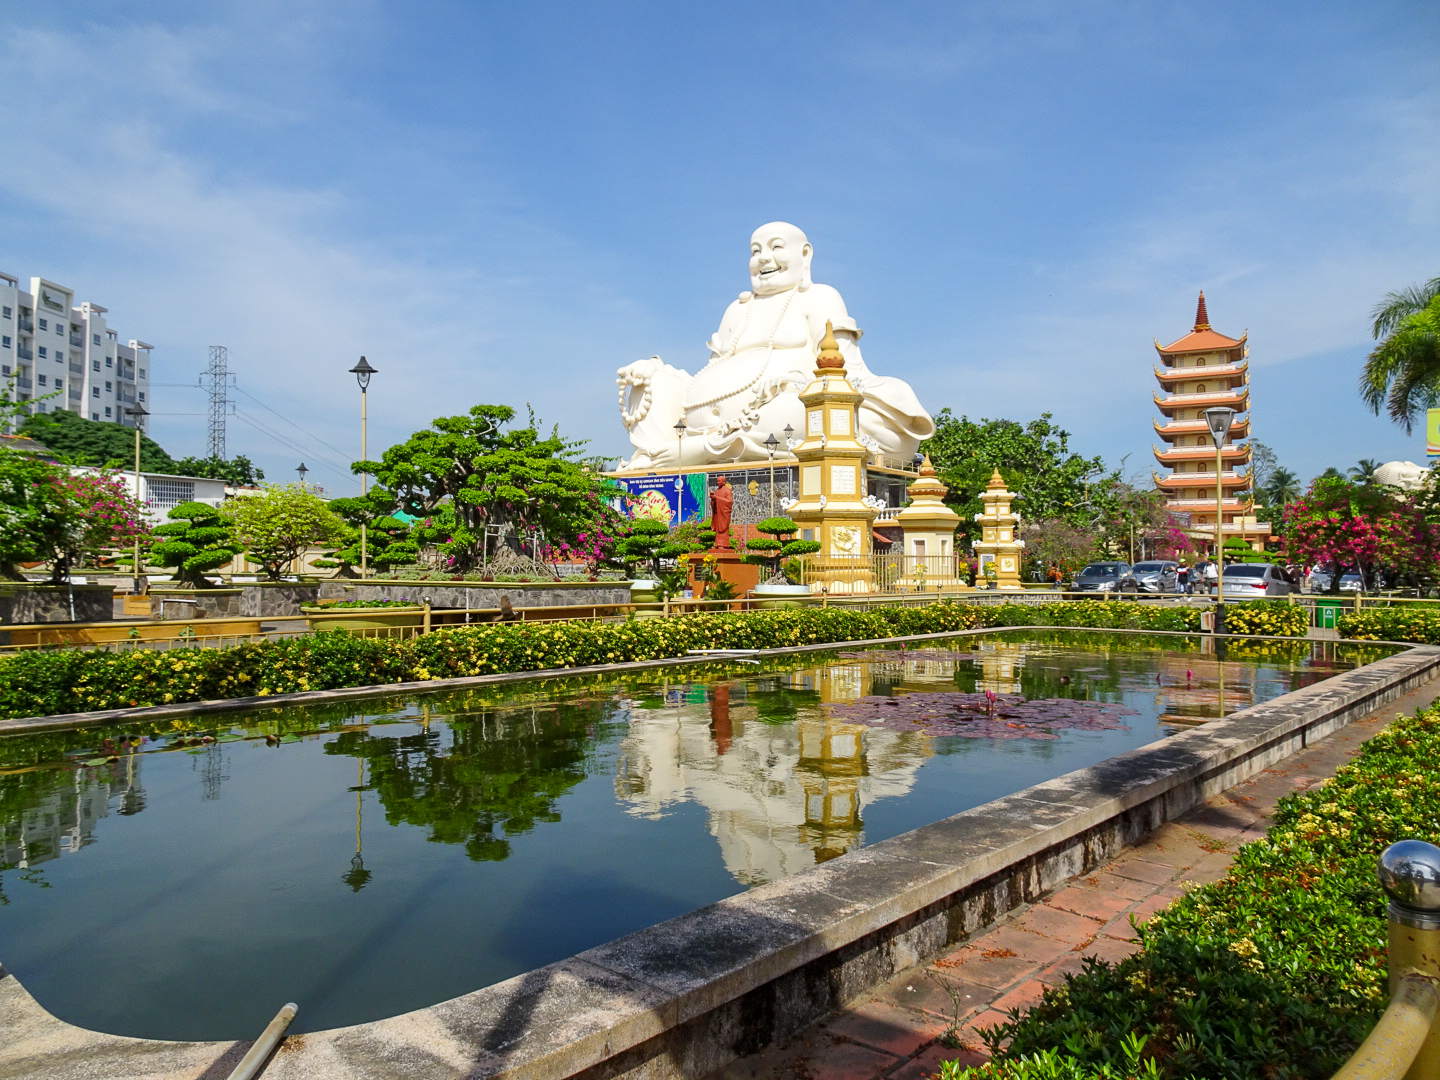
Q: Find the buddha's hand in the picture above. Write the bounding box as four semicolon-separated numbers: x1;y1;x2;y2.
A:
616;356;664;385
752;369;807;405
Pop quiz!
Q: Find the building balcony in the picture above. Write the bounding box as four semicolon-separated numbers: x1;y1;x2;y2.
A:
69;333;83;347
69;362;84;376
1154;389;1249;417
1153;360;1247;385
1153;444;1250;465
17;317;32;332
1155;417;1249;441
15;347;32;361
14;376;31;391
68;387;81;400
118;367;135;381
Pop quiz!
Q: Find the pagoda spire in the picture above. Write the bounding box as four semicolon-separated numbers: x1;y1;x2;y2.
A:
1194;291;1211;332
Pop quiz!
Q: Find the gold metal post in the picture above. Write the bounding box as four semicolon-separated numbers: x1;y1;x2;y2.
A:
360;385;368;579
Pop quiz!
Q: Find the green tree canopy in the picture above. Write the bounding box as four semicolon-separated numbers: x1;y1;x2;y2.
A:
146;501;243;587
20;409;176;472
361;404;619;572
314;489;418;575
1359;276;1440;432
921;411;1111;541
171;454;265;486
223;484;346;581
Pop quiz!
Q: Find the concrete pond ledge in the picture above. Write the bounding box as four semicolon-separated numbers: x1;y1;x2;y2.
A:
3;643;1438;1080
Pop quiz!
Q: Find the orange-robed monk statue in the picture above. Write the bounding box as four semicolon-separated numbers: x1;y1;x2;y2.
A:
710;475;734;548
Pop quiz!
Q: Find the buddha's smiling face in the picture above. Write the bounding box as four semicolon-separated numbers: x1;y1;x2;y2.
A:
749;223;811;296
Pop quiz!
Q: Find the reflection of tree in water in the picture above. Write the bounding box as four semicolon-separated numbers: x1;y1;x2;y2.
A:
324;700;612;863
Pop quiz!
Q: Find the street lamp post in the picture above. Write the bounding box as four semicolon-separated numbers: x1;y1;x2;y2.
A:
783;424;795;501
1204;406;1237;633
764;432;780;514
296;462;309;486
673;418;686;472
349;357;377;577
125;403;149;595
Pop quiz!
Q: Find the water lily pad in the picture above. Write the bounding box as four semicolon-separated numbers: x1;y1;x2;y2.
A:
826;691;1137;740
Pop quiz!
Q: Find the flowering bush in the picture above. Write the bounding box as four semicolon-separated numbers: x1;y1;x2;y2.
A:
1283;477;1439;588
1336;606;1440;643
950;703;1440;1080
1219;598;1308;637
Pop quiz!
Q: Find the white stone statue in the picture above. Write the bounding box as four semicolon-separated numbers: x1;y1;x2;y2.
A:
1374;460;1433;491
617;222;935;469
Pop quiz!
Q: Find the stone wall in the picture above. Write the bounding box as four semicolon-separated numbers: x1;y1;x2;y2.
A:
0;585;114;625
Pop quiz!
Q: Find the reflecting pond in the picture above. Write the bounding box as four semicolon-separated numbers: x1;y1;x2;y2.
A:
0;631;1396;1040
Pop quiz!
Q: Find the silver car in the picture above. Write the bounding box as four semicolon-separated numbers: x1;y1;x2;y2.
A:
1132;560;1180;594
1218;563;1292;598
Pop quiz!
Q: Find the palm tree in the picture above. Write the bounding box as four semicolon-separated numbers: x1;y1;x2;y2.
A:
1349;458;1382;484
1359;276;1440;432
1264;467;1301;506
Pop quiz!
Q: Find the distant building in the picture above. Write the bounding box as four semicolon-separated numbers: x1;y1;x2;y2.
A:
0;272;152;435
1151;293;1270;552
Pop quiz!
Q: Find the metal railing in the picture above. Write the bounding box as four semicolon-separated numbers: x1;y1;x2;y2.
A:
1332;840;1440;1080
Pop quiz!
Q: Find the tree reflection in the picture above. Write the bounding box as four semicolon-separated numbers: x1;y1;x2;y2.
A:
323;700;607;863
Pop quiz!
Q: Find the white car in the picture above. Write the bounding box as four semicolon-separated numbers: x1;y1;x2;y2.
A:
1218;564;1292;598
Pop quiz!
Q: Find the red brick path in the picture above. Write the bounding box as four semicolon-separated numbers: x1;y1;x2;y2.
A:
712;679;1440;1080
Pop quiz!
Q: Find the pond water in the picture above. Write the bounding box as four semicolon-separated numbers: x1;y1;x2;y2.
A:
0;631;1395;1041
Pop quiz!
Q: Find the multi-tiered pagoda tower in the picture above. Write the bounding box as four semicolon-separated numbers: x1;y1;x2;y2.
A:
1151;293;1269;552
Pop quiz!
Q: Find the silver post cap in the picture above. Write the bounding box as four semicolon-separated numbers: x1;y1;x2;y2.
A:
1379;840;1440;918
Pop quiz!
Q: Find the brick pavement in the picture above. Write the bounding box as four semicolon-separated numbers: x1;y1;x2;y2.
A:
712;677;1440;1080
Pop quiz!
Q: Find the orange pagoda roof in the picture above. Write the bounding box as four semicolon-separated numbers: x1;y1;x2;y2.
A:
1154;361;1247;386
1154;471;1252;492
1153;444;1250;465
1155;293;1246;355
1154;389;1248;416
1155;417;1249;440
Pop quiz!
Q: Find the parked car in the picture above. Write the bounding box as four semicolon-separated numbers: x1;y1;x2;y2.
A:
1072;562;1139;593
1132;561;1180;593
1217;563;1292;598
1307;567;1333;592
1339;573;1363;592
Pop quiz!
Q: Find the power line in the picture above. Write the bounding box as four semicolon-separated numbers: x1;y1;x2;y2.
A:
232;384;356;462
232;411;353;483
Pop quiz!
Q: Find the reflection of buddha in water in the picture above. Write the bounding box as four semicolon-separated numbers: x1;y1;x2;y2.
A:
617;223;935;469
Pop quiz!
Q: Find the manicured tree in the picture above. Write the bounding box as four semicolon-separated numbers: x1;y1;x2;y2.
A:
742;517;822;583
613;519;717;595
308;488;419;577
149;501;243;587
362;404;618;572
223;483;347;581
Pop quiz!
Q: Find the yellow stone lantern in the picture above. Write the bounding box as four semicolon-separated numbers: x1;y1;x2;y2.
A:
895;455;971;592
787;321;878;594
972;469;1025;590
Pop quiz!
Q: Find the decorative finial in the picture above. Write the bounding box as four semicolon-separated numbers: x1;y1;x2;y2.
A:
1194;291;1211;332
919;453;936;476
987;469;1007;490
816;320;844;369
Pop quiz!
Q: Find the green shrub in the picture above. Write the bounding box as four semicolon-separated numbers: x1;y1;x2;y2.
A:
1337;606;1440;644
950;703;1440;1080
1220;598;1308;637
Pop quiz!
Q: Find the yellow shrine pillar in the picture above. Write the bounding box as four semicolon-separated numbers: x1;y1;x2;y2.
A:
895;454;971;592
972;469;1025;590
787;322;878;595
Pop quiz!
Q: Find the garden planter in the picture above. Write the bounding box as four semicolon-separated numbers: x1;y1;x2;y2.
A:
751;583;813;609
300;606;425;633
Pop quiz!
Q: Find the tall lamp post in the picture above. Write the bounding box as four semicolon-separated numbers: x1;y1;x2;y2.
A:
764;432;780;514
349;357;377;577
673;418;686;472
125;403;149;595
1204;406;1236;633
783;424;795;500
296;462;309;486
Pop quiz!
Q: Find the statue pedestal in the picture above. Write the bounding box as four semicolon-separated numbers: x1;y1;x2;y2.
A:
690;549;761;597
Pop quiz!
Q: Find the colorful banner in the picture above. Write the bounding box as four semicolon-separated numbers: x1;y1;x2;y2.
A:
1428;409;1440;460
612;473;708;525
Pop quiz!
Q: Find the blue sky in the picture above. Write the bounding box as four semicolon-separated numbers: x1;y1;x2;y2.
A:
1;1;1437;493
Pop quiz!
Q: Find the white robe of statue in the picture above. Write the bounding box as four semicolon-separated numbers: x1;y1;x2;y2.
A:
617;223;935;469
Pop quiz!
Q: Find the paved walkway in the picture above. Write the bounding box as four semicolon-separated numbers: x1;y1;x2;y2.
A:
713;677;1440;1080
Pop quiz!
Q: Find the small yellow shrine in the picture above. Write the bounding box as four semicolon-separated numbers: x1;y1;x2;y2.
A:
787;321;878;594
895;455;970;591
972;470;1025;590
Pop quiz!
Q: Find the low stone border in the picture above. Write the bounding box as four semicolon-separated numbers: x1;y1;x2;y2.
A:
3;640;1436;1080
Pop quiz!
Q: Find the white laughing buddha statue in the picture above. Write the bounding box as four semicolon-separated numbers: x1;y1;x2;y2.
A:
616;222;935;470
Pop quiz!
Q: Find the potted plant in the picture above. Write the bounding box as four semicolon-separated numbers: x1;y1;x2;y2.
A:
743;517;822;607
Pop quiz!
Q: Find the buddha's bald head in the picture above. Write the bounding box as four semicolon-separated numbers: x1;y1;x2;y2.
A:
749;222;812;296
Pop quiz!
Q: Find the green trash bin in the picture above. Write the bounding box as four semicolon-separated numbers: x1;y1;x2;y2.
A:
1313;596;1344;629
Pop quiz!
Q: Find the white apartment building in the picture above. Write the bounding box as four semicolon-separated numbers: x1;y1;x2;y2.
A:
0;272;153;434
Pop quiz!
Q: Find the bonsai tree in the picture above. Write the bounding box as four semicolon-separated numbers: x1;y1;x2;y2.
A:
148;501;243;587
224;483;347;581
742;517;822;584
614;518;717;597
315;488;421;576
